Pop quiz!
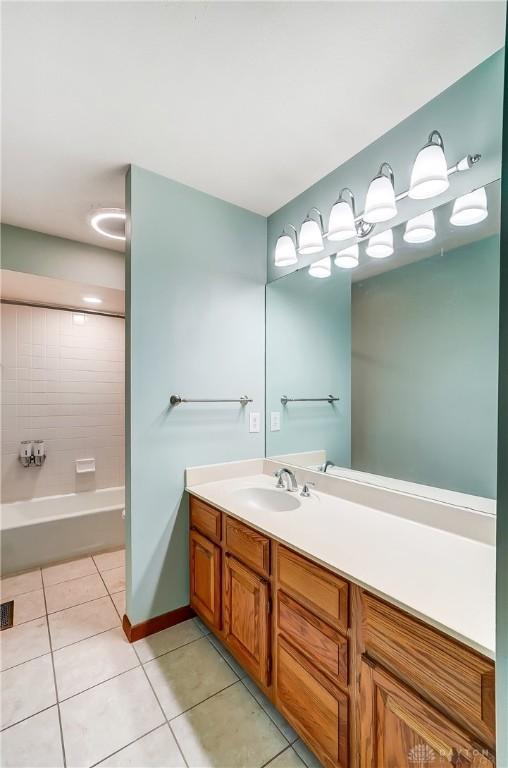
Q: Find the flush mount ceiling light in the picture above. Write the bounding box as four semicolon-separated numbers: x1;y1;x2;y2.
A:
450;187;488;226
409;130;449;200
83;296;102;304
90;208;126;241
327;188;357;242
363;163;397;224
334;243;359;269
403;210;436;244
274;226;298;266
308;255;331;278
298;208;325;255
366;229;394;259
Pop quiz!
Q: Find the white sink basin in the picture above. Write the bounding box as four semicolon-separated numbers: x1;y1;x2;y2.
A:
233;487;301;512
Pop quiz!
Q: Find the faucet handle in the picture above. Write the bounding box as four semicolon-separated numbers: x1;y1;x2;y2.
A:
273;470;285;488
300;480;316;497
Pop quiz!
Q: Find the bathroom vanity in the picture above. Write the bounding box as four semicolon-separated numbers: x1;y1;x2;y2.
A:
187;464;496;768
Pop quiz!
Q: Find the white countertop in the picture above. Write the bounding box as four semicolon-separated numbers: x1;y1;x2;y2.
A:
187;470;495;659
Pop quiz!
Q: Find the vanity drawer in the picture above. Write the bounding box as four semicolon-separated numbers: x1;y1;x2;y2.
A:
190;496;221;543
277;546;348;633
361;592;495;748
225;516;270;577
278;591;348;688
276;636;348;768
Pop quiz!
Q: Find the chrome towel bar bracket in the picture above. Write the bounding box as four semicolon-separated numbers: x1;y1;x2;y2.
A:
281;395;339;406
170;395;252;406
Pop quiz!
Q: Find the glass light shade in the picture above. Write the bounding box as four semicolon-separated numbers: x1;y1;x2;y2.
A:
327;200;356;242
363;174;397;223
366;229;393;259
274;233;298;266
299;218;324;255
403;211;436;244
409;143;449;199
334;244;359;269
308;255;331;278
450;187;488;226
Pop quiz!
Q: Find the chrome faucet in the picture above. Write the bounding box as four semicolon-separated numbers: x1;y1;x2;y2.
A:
321;460;335;474
274;468;298;492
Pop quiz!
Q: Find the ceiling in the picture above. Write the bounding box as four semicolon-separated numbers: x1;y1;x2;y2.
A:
1;1;505;252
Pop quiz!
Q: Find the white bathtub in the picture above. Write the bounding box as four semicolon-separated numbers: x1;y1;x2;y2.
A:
1;487;125;576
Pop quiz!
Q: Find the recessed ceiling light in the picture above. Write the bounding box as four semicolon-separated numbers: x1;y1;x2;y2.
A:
83;296;102;304
90;207;126;241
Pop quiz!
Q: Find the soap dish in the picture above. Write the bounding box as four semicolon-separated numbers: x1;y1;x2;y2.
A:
76;458;96;474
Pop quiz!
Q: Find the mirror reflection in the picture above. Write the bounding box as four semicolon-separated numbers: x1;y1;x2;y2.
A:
266;180;500;508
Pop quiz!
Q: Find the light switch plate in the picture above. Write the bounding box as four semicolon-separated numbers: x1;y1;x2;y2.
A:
271;411;281;431
249;412;260;433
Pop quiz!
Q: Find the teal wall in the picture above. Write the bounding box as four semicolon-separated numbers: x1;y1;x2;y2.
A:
351;235;499;498
1;224;124;289
267;51;503;283
265;268;351;464
126;165;266;624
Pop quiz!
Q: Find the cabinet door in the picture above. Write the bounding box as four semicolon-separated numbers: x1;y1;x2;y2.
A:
359;660;495;768
190;529;221;629
223;554;270;686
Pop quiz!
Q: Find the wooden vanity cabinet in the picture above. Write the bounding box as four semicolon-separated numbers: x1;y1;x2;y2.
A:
189;528;221;630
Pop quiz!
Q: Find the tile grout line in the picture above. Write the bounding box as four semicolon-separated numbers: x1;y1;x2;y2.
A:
41;570;68;768
259;744;296;768
238;677;296;746
87;724;165;768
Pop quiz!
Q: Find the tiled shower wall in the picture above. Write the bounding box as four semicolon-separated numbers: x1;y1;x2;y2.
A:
1;304;124;503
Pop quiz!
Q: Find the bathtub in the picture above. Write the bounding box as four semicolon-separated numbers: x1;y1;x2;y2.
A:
1;487;125;576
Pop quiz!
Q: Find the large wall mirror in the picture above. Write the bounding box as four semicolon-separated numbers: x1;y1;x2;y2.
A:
265;179;500;509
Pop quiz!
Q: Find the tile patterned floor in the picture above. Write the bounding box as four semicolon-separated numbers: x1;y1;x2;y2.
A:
0;550;321;767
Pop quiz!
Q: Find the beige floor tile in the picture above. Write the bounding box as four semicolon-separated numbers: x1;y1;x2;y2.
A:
1;654;56;729
101;566;125;594
207;632;247;678
144;636;237;720
60;667;165;768
97;725;186;767
135;618;203;663
0;617;50;671
0;706;64;767
48;596;120;650
42;556;97;587
45;573;107;614
93;549;125;573
12;589;46;625
54;626;139;700
111;590;125;618
266;748;306;768
193;616;210;635
171;681;288;767
0;569;42;601
292;740;323;768
243;676;298;743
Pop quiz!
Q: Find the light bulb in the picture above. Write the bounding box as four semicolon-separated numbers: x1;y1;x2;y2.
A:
334;244;359;269
274;233;298;266
366;229;393;259
409;131;449;200
299;217;324;255
403;211;436;244
363;165;397;224
327;195;356;242
450;187;488;226
308;256;331;278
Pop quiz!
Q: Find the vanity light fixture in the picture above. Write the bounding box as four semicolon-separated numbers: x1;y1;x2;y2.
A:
450;187;488;226
308;255;331;278
366;229;394;259
363;163;397;224
298;208;325;255
327;188;357;242
409;130;449;200
334;244;359;269
403;210;436;244
90;208;126;241
274;226;299;266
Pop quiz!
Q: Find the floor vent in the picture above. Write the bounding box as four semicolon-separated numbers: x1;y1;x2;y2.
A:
1;600;14;630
